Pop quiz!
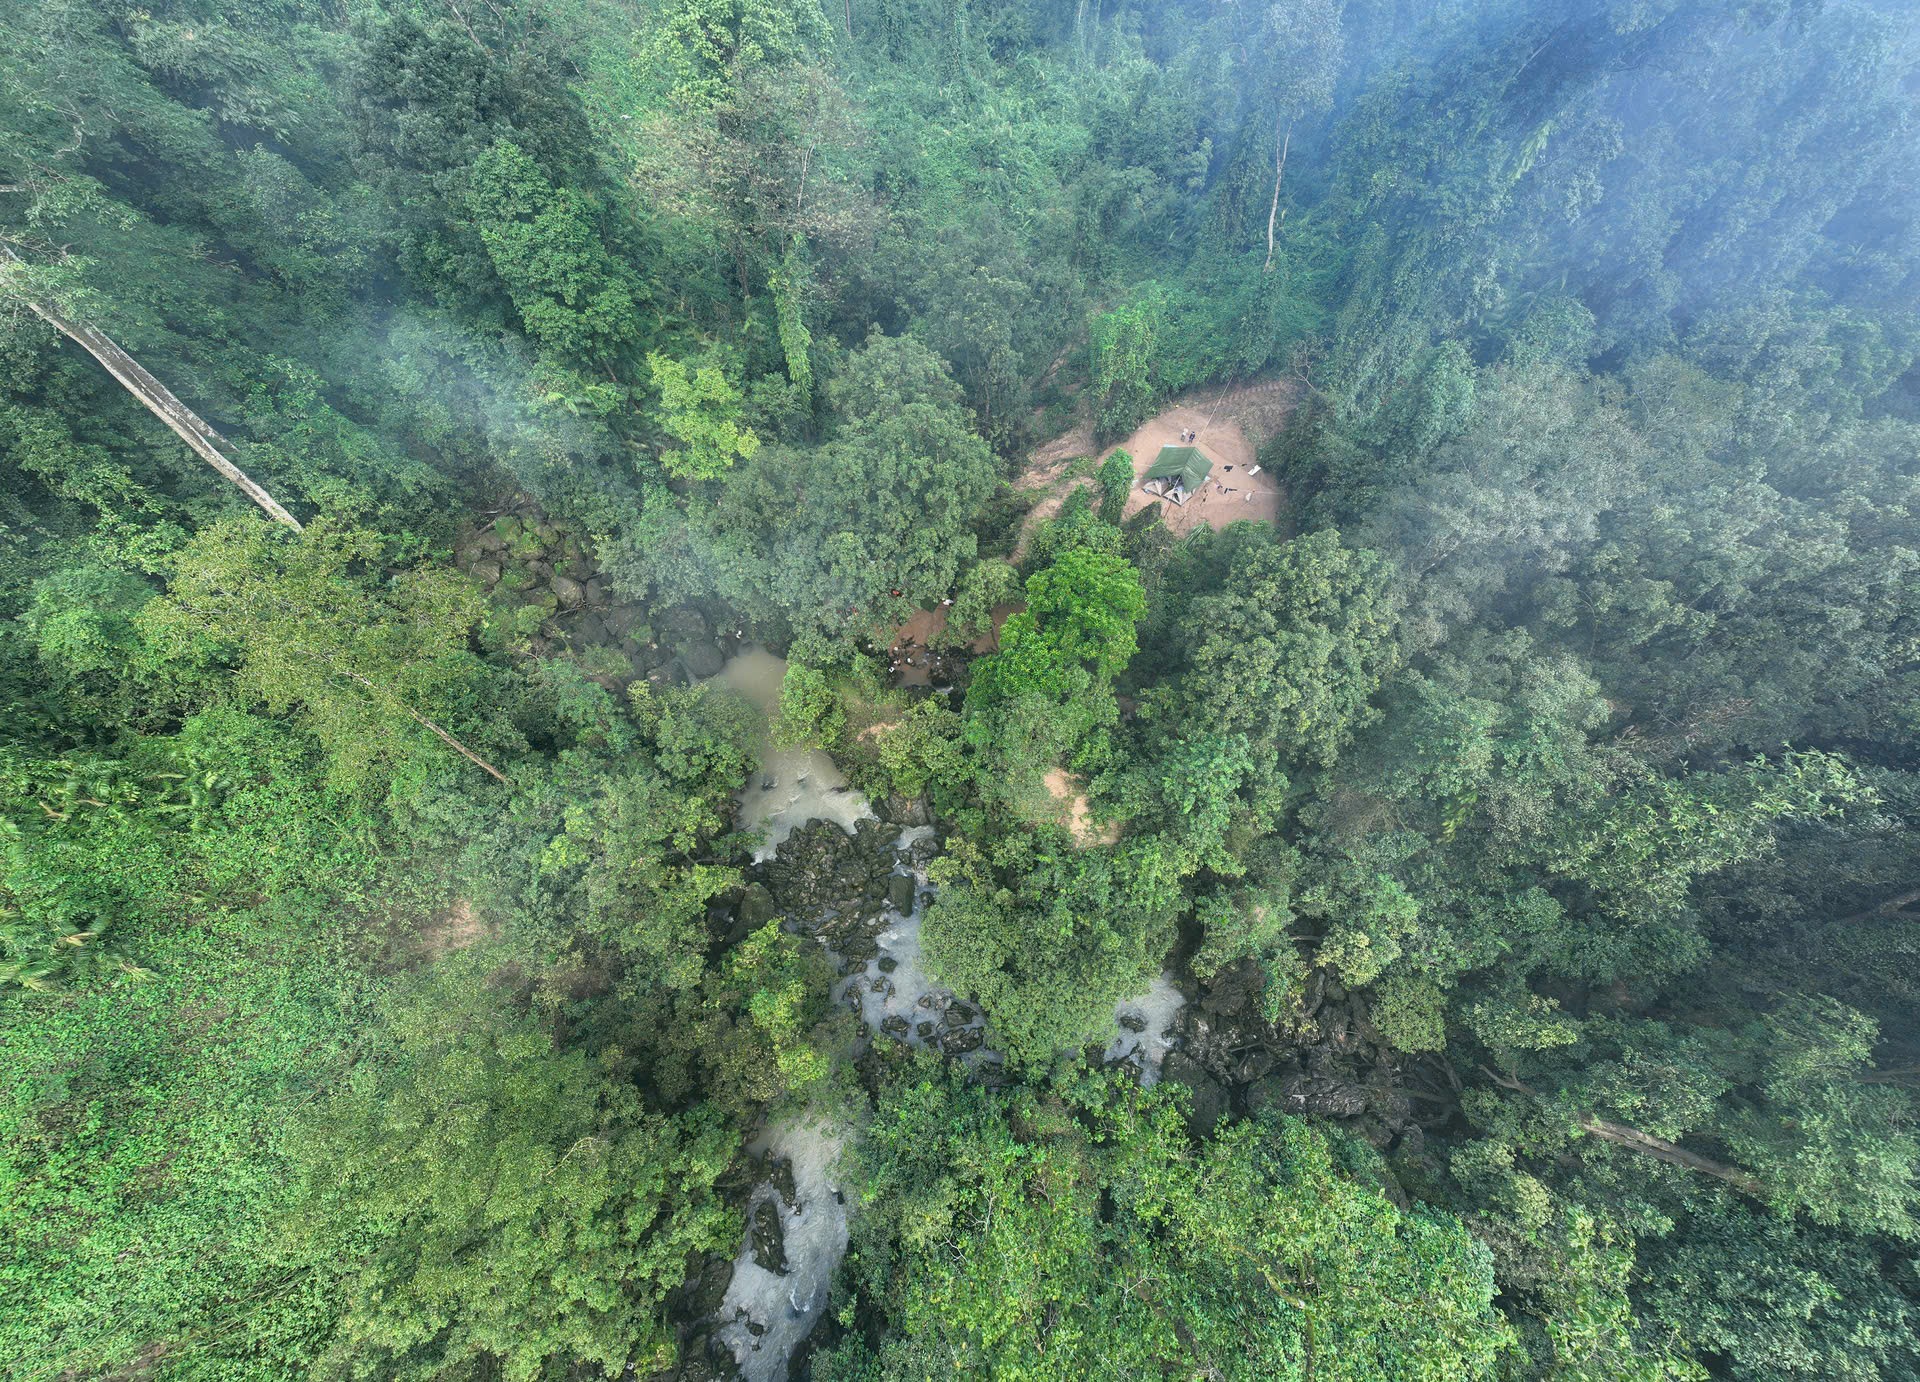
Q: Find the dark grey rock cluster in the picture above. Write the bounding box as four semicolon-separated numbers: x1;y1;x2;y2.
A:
1155;961;1422;1160
454;506;739;692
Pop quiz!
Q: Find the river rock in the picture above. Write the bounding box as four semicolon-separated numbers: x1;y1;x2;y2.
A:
881;1014;911;1038
887;873;915;913
603;603;640;638
769;1155;797;1210
684;1254;735;1318
662;606;710;642
1162;1052;1229;1135
683;640;728;679
939;1026;984;1054
749;1199;788;1274
1234;1048;1278;1083
1247;1072;1369;1120
739;883;776;925
882;794;933;827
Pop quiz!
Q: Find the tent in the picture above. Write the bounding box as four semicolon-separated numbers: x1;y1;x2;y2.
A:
1140;445;1211;505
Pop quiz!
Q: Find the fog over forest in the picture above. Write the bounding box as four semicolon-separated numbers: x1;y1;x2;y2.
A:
3;1;1918;1378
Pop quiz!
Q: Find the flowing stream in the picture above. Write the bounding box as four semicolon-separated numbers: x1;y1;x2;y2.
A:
708;647;874;860
698;648;1183;1380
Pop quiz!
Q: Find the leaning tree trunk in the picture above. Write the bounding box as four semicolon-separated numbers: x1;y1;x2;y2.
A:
1264;116;1294;272
1;247;303;531
1485;1067;1765;1197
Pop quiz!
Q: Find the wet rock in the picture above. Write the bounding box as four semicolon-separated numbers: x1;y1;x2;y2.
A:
876;954;898;973
917;1021;937;1040
739;884;776;926
881;1014;911;1038
663;606;710;643
683;641;728;680
769;1156;798;1210
939;1026;984;1054
883;795;933;827
945;1002;975;1025
571;611;609;645
1234;1048;1278;1084
887;874;915;913
749;1199;788;1274
869;977;894;998
1117;1010;1148;1034
684;1254;735;1318
1163;1052;1229;1135
675;1328;743;1381
1248;1072;1370;1120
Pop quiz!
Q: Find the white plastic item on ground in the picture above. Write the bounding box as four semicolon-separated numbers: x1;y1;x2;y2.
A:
715;1117;851;1382
1106;971;1187;1085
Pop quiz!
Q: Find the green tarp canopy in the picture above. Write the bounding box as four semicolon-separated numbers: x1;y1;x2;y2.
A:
1143;445;1211;493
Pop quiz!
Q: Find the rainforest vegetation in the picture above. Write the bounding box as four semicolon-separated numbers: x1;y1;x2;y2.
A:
3;0;1918;1378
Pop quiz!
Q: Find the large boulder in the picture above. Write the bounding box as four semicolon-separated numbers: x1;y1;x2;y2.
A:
1162;1052;1229;1136
682;640;728;680
662;605;710;643
738;883;776;926
749;1199;788;1274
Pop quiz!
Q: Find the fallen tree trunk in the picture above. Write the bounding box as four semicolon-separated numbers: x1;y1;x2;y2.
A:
1484;1066;1765;1198
1;247;303;531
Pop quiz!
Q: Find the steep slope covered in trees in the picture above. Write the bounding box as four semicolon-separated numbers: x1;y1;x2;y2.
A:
3;2;1916;1379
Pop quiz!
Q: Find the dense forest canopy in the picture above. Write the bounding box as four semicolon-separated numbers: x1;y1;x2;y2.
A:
2;0;1917;1378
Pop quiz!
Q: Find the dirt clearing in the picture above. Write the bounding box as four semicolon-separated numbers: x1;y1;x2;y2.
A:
1014;378;1299;557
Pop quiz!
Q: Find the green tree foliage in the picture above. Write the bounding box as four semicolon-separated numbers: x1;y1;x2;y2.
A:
6;1;1920;1376
649;351;761;481
678;332;997;639
285;954;738;1381
826;1066;1512;1379
1174;529;1401;771
137;518;509;793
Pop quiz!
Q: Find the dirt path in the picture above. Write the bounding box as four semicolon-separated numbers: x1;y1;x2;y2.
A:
1013;377;1299;557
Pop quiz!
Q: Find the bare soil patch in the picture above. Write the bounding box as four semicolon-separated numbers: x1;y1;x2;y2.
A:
1014;377;1300;555
882;602;1020;687
1045;768;1121;847
420;899;491;959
